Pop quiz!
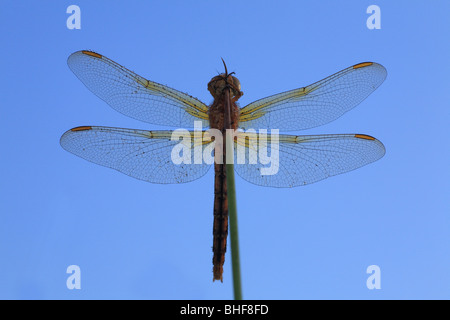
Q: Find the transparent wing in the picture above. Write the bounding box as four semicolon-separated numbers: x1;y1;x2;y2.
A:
67;51;210;128
233;132;385;187
239;62;387;131
60;126;212;184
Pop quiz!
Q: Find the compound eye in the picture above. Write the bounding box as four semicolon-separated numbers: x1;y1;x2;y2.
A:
232;76;241;91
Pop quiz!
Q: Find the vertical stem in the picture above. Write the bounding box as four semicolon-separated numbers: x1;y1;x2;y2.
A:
223;85;243;300
226;154;242;300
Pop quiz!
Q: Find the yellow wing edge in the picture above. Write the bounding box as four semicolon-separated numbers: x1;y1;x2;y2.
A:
77;50;210;120
239;61;379;123
66;126;213;143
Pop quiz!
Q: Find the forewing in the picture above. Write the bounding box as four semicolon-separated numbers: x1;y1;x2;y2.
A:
67;51;210;128
233;133;385;187
239;62;387;131
60;126;212;184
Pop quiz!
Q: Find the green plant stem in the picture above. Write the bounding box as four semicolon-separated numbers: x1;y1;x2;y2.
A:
223;83;242;300
226;135;242;300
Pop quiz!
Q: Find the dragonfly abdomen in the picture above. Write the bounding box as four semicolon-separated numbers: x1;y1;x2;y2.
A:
212;162;228;282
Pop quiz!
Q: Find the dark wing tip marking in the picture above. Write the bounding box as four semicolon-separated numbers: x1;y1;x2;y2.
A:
81;50;102;59
70;126;93;132
353;62;374;69
354;134;375;140
354;134;386;156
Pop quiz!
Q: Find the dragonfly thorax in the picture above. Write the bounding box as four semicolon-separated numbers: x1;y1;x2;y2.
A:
207;73;243;101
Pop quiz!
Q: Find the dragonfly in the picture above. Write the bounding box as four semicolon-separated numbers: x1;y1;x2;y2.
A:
60;50;387;282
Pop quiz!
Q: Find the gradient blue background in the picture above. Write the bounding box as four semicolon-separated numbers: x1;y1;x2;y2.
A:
1;1;449;299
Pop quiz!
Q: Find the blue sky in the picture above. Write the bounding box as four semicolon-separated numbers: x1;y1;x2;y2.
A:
0;1;449;299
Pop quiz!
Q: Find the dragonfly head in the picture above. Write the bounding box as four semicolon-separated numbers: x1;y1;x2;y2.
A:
208;73;243;101
208;58;243;100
